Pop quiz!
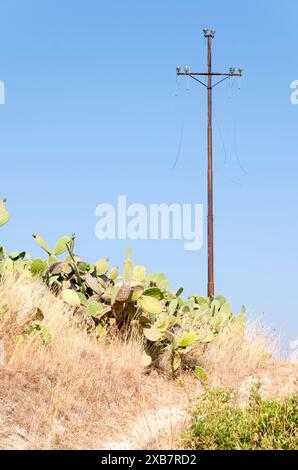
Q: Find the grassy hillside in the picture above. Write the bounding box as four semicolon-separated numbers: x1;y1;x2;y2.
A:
0;272;297;449
1;200;297;450
0;272;194;449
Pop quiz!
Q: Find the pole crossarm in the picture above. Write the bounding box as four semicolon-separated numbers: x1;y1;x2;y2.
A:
177;72;242;90
177;72;242;77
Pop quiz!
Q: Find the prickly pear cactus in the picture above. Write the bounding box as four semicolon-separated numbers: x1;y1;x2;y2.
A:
0;199;9;227
0;206;246;377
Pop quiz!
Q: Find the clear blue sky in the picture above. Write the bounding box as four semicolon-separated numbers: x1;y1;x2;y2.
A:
0;1;297;343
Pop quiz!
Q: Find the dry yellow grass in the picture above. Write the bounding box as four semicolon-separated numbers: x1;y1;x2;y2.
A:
201;321;275;388
0;272;297;449
0;272;200;449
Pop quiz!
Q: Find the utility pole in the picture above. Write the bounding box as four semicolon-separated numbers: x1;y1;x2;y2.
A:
176;28;243;298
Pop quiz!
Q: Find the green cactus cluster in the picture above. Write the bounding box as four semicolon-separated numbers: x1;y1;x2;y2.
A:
28;232;245;374
0;200;246;376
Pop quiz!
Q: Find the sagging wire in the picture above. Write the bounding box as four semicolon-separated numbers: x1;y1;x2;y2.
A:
228;75;241;99
186;73;191;92
233;120;248;175
174;74;181;97
226;76;248;176
171;120;185;170
172;74;185;170
237;75;241;91
214;108;242;186
174;73;191;95
214;109;227;165
228;76;234;99
171;68;193;169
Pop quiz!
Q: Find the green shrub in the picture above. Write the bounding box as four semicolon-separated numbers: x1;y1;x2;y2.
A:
184;385;298;450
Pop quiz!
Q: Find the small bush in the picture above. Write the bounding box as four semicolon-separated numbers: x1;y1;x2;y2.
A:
184;385;298;450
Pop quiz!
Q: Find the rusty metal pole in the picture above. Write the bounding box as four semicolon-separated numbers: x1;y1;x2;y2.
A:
207;35;214;298
176;29;243;299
